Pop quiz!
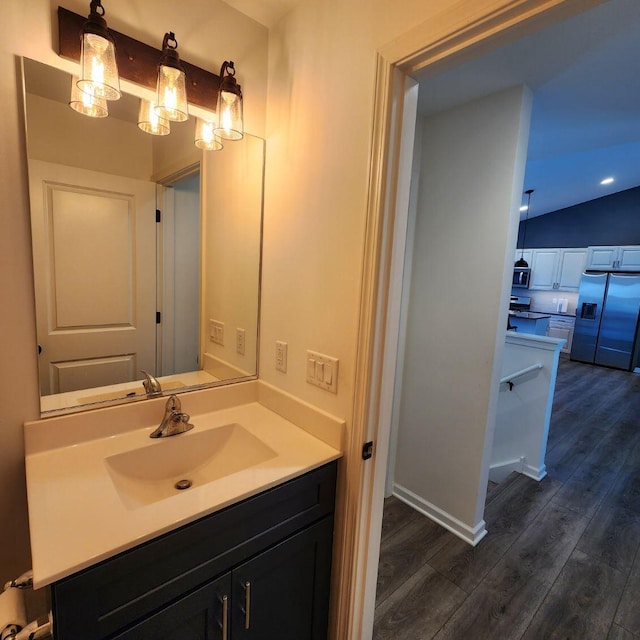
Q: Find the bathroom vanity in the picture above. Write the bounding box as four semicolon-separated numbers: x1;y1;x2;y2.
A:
52;462;337;639
24;381;344;640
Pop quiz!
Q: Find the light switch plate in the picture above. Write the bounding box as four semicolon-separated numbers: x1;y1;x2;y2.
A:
306;350;338;393
209;319;224;345
276;341;288;373
236;328;246;355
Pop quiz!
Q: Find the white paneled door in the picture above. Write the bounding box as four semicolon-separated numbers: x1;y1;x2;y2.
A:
29;160;157;395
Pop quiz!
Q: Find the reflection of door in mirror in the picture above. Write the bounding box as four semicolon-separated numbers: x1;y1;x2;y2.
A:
29;160;157;396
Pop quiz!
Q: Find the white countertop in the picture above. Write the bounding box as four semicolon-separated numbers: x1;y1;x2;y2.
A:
25;383;343;588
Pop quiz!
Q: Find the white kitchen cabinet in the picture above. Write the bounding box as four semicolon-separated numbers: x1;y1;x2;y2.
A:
530;249;560;290
586;245;640;270
547;315;575;355
529;248;587;291
618;246;640;269
556;248;588;290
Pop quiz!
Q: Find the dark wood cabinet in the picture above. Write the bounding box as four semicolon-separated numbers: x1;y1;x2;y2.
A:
51;462;337;640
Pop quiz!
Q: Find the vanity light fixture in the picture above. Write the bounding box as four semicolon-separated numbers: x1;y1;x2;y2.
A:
215;61;243;140
69;75;108;118
195;118;223;151
138;99;170;136
155;32;189;122
515;188;534;268
78;0;120;101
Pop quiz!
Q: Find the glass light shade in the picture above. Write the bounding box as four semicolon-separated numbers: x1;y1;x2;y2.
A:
156;65;188;122
195;118;223;151
214;89;243;140
69;76;108;118
138;99;170;136
78;32;120;101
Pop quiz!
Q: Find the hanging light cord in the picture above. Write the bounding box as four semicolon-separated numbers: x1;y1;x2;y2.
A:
520;189;533;260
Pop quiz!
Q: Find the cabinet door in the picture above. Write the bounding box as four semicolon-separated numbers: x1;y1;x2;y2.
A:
586;246;617;269
530;249;560;290
557;248;587;291
617;246;640;270
232;517;333;640
112;574;231;640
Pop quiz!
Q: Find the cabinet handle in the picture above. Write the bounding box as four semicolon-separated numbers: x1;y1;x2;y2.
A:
244;581;251;630
221;595;228;640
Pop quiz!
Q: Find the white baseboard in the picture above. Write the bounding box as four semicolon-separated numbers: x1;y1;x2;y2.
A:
393;483;487;546
489;457;524;484
522;463;547;481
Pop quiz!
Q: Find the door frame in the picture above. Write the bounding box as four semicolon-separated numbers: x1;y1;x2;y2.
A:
340;1;609;637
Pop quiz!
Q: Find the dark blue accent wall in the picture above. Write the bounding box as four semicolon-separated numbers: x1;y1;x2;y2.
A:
517;186;640;249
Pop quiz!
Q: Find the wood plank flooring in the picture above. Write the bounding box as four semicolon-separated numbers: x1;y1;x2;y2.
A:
374;359;640;640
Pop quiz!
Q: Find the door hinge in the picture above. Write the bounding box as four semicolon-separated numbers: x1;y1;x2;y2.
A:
362;441;374;461
156;311;161;324
156;209;161;223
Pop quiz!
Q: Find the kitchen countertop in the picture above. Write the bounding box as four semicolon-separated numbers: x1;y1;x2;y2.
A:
530;309;576;318
24;382;344;588
509;311;552;320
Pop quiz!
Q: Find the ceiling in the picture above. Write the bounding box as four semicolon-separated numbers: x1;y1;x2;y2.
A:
414;0;640;218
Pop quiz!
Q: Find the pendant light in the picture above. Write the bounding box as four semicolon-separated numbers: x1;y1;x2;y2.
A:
138;99;170;135
195;118;223;151
515;189;533;268
77;0;120;101
155;32;188;122
69;75;108;118
214;61;243;140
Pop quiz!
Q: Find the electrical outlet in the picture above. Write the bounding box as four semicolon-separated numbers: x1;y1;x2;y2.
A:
306;350;338;393
209;319;224;345
236;328;246;355
276;341;288;373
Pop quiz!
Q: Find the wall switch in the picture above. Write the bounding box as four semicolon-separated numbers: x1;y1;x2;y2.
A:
209;319;224;345
276;341;288;373
306;350;338;393
236;328;246;355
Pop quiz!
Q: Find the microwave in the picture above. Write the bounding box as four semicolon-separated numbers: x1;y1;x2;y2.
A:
512;267;531;288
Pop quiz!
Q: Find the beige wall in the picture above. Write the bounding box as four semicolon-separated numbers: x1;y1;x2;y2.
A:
27;94;154;180
201;135;263;375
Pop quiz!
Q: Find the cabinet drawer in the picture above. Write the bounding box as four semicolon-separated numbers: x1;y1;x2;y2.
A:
52;462;337;640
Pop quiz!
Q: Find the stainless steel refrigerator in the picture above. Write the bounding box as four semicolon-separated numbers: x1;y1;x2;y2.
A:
571;271;640;371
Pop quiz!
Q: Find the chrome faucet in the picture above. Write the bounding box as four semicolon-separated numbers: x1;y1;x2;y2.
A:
141;370;163;397
150;395;194;438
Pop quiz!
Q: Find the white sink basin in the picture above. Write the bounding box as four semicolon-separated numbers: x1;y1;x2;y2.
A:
105;424;277;509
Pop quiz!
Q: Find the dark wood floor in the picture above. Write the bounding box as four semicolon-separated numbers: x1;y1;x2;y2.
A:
374;358;640;640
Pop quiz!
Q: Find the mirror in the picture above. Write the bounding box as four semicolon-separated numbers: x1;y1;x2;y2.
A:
22;58;264;416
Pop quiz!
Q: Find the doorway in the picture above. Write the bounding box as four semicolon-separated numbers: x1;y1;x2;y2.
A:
349;0;638;637
158;168;202;377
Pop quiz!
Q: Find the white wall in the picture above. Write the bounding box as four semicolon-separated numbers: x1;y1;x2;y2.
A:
492;333;564;481
393;86;532;541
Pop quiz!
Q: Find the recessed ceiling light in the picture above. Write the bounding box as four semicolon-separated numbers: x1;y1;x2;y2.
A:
519;205;528;212
600;177;614;185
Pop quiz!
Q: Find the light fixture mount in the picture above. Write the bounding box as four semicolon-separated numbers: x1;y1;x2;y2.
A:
82;0;112;43
215;60;244;140
158;32;184;72
58;7;219;111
